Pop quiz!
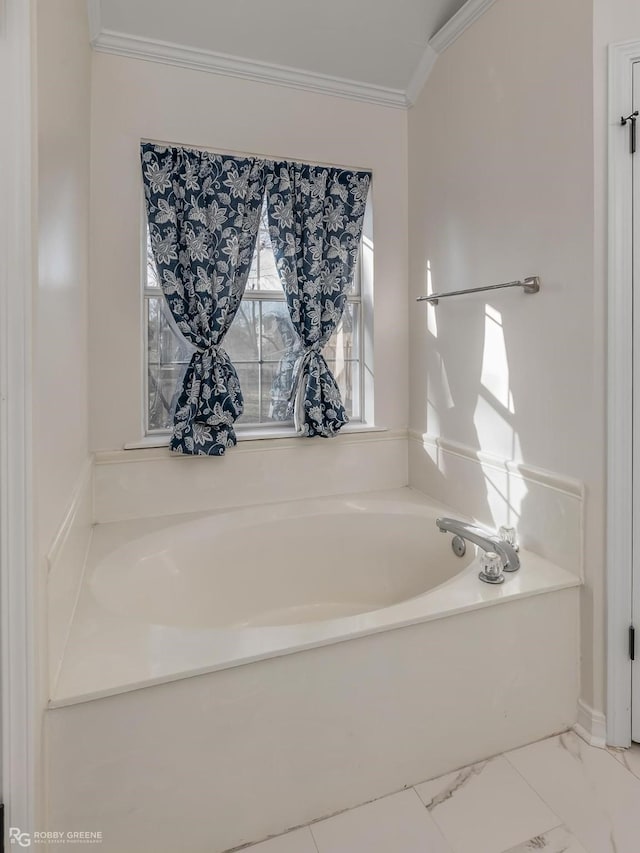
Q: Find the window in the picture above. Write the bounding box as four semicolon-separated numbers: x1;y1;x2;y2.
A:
144;201;364;435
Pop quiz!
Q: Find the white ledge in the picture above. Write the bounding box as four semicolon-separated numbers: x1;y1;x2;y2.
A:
410;430;585;499
101;426;404;464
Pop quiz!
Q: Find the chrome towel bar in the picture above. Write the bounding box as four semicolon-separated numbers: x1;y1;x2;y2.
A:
417;276;541;305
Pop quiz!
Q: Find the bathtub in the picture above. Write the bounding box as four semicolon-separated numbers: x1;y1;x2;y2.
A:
48;487;581;853
52;487;577;705
90;494;477;629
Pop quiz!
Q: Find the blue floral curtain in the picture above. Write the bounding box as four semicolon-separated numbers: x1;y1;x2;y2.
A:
141;143;268;455
266;163;371;437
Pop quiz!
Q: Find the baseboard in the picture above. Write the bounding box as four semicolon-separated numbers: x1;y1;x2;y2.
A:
47;457;94;693
574;699;607;749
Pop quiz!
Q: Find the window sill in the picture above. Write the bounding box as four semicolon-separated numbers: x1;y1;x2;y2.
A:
123;423;387;451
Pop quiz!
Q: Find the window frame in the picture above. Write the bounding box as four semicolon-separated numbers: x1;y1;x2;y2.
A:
141;202;368;441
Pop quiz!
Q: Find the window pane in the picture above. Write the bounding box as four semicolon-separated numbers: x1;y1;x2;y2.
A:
147;296;194;431
323;302;358;364
261;301;297;361
260;301;297;423
324;297;361;421
347;252;361;296
261;359;295;424
234;363;260;425
324;359;360;421
148;364;187;431
225;301;259;363
147;296;194;366
245;203;283;293
146;229;160;289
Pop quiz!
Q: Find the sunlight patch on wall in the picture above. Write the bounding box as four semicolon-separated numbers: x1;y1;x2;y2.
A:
480;305;514;412
505;473;527;525
426;352;454;436
472;302;526;523
437;353;454;410
474;397;523;461
474;302;523;461
478;463;510;526
427;400;440;437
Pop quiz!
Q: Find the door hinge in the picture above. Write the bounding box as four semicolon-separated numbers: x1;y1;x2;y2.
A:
631;625;636;661
621;111;639;154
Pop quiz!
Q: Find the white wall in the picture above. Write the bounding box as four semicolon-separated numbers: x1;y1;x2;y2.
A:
35;0;92;828
89;54;409;452
407;0;601;707
36;0;92;555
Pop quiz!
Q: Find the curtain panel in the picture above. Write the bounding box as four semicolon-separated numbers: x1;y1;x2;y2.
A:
141;143;268;455
266;162;371;437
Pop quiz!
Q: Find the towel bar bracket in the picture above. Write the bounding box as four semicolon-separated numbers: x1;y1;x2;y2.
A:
521;276;541;294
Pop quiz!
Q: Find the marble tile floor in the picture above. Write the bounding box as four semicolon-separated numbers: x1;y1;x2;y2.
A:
240;732;640;853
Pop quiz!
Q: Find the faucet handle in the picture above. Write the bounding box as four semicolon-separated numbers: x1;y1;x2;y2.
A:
499;525;519;552
479;551;505;585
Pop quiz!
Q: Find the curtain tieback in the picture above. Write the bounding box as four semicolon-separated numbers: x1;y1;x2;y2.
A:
195;343;229;361
290;343;323;435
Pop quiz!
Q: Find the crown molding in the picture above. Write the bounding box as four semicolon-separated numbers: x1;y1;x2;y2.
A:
92;29;410;109
88;0;497;110
86;0;101;44
405;0;498;105
405;44;438;107
429;0;498;53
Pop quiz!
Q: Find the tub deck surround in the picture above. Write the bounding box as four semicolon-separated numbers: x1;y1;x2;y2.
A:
50;487;580;707
47;457;94;690
408;432;585;579
47;586;579;853
93;428;409;524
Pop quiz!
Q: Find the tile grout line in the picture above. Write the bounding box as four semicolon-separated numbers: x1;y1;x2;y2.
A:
408;728;574;794
408;786;455;851
415;753;564;853
236;732;586;852
496;827;574;853
602;744;640;782
308;823;321;853
503;745;577;845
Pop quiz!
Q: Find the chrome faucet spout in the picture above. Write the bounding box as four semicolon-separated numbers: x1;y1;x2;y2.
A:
436;517;520;572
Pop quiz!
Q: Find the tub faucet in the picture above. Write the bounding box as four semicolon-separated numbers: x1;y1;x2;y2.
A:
436;517;520;572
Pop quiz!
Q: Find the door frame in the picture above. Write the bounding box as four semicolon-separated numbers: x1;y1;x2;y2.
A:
0;0;37;834
607;40;640;747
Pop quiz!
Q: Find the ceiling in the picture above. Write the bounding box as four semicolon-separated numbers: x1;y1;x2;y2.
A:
93;0;470;94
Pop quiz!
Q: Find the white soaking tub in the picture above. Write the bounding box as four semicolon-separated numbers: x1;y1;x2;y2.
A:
90;496;478;630
51;488;580;706
48;487;581;853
